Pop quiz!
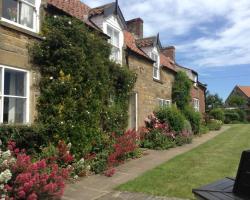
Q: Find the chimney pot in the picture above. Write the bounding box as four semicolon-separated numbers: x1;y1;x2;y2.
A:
126;18;143;39
162;46;175;62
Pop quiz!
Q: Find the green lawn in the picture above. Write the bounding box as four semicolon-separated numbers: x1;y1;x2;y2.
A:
117;124;250;199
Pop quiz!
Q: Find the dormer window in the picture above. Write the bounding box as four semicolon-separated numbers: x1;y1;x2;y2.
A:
107;25;120;62
151;52;160;79
2;0;40;32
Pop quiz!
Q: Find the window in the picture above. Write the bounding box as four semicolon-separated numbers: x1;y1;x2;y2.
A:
2;0;40;32
0;66;29;124
193;75;198;87
107;25;120;62
158;98;171;107
193;98;199;112
151;52;160;79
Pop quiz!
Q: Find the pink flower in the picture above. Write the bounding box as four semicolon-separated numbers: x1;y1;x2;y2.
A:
27;193;38;200
18;190;26;199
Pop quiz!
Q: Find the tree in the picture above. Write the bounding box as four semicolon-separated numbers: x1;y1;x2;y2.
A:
205;91;224;112
172;71;192;110
227;95;247;107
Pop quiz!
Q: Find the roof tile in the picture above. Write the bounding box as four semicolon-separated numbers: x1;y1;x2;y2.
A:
160;53;176;72
238;86;250;98
124;31;150;59
47;0;98;29
136;37;156;48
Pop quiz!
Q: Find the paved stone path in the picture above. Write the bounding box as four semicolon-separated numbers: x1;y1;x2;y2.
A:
63;126;231;200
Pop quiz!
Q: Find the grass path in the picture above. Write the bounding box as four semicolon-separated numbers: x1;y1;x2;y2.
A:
117;124;250;199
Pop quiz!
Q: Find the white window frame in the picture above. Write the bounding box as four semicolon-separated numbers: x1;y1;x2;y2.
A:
151;52;160;80
1;0;41;33
106;25;121;63
158;98;171;107
0;65;30;124
193;98;199;112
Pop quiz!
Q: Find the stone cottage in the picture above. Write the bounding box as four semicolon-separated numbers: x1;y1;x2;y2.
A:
0;0;206;128
162;46;207;114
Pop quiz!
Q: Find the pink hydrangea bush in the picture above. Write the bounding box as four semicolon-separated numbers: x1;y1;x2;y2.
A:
2;141;70;200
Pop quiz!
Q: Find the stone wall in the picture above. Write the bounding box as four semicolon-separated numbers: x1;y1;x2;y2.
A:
127;52;175;128
0;23;41;123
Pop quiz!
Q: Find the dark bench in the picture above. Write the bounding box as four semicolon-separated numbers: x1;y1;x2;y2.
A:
192;150;250;200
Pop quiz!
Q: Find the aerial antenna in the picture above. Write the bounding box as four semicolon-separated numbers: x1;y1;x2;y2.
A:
115;0;119;15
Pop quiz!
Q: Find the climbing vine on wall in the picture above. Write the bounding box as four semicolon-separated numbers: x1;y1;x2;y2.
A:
30;15;136;157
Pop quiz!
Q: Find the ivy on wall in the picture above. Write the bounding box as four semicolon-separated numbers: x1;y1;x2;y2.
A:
172;71;192;110
30;16;136;157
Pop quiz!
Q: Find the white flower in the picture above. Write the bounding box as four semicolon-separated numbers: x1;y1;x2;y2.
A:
60;121;64;124
0;169;12;183
49;76;53;80
2;160;8;167
80;158;85;163
68;21;72;25
67;143;72;149
74;175;78;179
2;150;11;160
9;158;16;164
86;165;91;170
42;36;46;40
86;111;90;114
53;15;57;18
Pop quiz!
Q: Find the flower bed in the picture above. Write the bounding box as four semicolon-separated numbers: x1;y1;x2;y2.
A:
140;113;193;150
0;141;71;200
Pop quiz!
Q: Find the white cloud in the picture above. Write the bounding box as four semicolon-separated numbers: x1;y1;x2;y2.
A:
83;0;250;68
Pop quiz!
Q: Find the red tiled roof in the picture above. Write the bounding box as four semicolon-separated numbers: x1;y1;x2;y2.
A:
89;3;114;17
238;86;250;98
124;31;150;59
47;0;99;30
136;37;155;48
160;53;176;72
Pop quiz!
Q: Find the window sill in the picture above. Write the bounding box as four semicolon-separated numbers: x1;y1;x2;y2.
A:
0;20;43;40
153;78;163;84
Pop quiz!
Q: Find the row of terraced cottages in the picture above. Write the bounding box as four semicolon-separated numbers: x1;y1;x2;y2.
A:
0;0;206;130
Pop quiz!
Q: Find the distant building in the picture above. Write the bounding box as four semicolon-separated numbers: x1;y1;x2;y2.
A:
226;85;250;109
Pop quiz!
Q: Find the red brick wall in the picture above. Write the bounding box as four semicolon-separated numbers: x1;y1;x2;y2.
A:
190;85;206;114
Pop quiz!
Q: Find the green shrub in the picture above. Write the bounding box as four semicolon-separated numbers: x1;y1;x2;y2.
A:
207;119;223;131
183;106;202;135
0;124;48;154
90;150;109;174
209;108;225;122
175;135;192;146
155;106;185;133
224;110;240;124
183;120;192;133
235;109;247;122
200;124;209;134
141;129;175;150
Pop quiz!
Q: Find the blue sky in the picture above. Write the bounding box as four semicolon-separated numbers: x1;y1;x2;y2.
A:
83;0;250;100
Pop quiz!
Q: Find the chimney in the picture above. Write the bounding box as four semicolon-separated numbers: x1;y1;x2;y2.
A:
126;18;143;39
162;46;175;61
